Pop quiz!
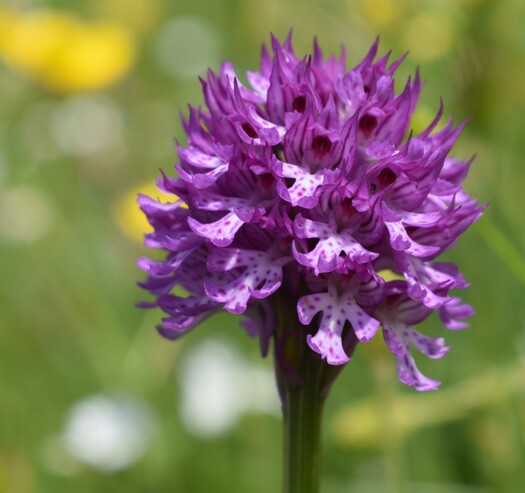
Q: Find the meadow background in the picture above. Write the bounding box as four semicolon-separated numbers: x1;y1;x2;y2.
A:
1;0;524;492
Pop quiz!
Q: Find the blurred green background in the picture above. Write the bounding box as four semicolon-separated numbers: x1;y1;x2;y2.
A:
1;0;524;492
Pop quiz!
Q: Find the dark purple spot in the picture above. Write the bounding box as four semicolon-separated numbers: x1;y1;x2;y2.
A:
292;95;307;113
359;114;378;138
242;122;258;138
312;135;332;158
341;198;357;218
378;167;397;189
259;173;275;190
281;236;293;248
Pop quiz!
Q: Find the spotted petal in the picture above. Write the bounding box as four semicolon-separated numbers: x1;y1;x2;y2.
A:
385;219;439;257
205;248;285;314
188;209;255;247
298;288;380;364
273;160;324;208
381;319;447;391
293;215;378;274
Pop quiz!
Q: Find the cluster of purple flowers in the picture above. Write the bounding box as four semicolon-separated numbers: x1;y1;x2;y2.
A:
138;35;484;391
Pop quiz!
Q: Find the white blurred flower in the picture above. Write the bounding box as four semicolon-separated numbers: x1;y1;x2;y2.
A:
50;95;123;157
154;16;219;80
62;394;154;473
179;339;279;437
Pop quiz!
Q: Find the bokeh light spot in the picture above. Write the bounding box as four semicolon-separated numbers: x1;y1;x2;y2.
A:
154;16;219;80
50;95;123;157
179;339;279;437
402;11;457;62
357;0;405;28
63;394;154;473
0;186;54;245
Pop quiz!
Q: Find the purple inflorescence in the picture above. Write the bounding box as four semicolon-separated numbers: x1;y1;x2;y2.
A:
138;35;484;391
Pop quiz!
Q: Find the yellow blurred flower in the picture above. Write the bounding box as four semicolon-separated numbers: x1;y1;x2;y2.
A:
353;0;406;29
402;11;457;62
113;183;184;244
90;0;164;35
0;8;136;92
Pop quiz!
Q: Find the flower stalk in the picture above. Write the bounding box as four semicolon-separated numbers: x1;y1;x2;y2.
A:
281;353;324;493
274;292;358;493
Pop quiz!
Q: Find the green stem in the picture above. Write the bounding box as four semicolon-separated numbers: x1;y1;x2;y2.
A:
272;292;358;493
281;349;325;493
